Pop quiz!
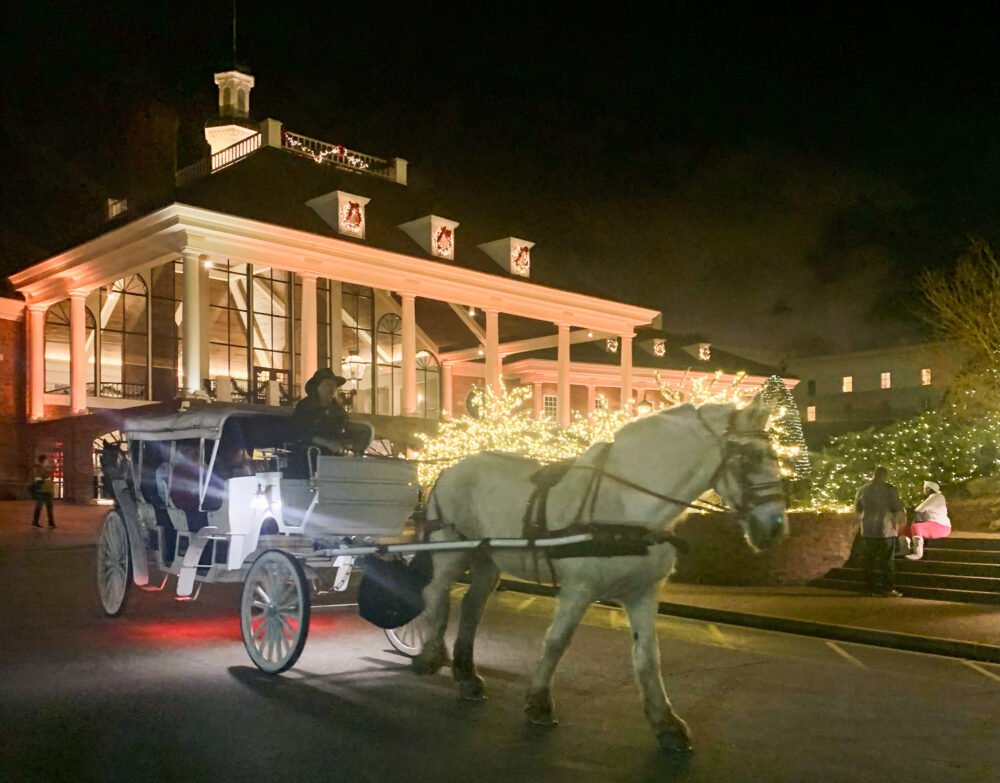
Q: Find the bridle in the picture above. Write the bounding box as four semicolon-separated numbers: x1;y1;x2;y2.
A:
564;406;785;520
700;408;785;520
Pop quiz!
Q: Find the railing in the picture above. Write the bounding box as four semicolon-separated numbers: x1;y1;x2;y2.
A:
281;130;395;179
87;382;148;400
176;132;263;187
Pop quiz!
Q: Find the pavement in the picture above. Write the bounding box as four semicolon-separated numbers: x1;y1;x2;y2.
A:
6;500;1000;664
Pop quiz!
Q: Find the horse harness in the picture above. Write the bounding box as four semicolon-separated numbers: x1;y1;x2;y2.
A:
518;407;782;586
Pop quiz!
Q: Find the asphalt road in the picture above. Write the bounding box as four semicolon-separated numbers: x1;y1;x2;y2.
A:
2;541;1000;782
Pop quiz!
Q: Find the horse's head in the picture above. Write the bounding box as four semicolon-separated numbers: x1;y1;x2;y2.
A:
707;398;788;550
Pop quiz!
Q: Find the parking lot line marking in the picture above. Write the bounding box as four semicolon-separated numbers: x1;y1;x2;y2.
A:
708;624;734;648
963;660;1000;683
826;641;865;668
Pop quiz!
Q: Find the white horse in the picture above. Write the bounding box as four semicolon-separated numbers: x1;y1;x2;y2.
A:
411;398;787;752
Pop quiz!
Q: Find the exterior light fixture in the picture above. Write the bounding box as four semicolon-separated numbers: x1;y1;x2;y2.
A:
636;399;654;415
468;307;477;317
477;348;484;356
341;352;367;411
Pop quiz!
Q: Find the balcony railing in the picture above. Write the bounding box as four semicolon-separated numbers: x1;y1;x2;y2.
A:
281;130;395;179
86;382;148;400
176;132;263;187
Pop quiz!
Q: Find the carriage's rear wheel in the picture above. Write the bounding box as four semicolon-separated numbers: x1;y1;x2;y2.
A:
385;612;431;657
241;550;311;674
96;510;132;617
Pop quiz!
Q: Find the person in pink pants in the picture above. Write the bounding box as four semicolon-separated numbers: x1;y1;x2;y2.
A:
899;480;950;560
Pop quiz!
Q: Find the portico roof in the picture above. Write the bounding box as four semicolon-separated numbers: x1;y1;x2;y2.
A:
9;202;658;335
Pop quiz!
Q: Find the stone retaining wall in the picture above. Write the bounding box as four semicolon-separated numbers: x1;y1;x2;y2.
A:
670;511;858;587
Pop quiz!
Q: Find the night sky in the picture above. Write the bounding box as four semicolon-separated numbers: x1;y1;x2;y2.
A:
3;2;1000;356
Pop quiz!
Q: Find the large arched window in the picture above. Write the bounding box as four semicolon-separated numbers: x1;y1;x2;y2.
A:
416;350;441;419
375;313;441;418
44;301;96;394
99;275;149;399
375;313;401;416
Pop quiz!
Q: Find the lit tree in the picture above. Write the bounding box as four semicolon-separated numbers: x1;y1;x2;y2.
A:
758;375;810;478
809;402;1000;509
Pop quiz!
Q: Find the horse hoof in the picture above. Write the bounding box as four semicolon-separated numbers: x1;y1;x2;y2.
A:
458;675;488;701
524;688;558;726
411;646;448;676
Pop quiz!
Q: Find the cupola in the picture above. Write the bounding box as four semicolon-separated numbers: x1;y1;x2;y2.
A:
204;69;258;155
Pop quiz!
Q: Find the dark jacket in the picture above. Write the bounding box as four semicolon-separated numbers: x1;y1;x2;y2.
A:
855;479;904;538
292;394;349;449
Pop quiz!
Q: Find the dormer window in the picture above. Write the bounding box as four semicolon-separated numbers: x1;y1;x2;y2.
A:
653;339;666;357
606;337;620;354
399;215;460;260
106;197;128;220
478;237;534;277
306;191;370;239
698;343;711;361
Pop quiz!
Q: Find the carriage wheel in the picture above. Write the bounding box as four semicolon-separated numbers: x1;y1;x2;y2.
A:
96;510;132;617
241;550;311;674
385;612;432;657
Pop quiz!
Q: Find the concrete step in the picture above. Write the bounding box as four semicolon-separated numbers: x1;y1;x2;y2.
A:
916;548;1000;565
813;577;1000;606
826;566;1000;594
925;537;1000;552
897;559;1000;578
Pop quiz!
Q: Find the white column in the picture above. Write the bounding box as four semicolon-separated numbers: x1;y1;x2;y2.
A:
557;323;571;427
299;273;318;383
620;333;634;411
586;385;597;415
69;292;87;413
485;309;500;395
442;362;454;418
182;249;204;395
533;381;544;420
28;305;46;420
330;281;343;371
401;293;417;415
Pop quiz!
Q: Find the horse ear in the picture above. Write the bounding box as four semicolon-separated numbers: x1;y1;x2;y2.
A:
737;395;771;431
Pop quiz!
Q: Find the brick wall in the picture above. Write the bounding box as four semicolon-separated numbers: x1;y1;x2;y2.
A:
670;511;857;586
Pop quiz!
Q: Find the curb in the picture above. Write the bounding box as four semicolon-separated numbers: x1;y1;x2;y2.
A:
496;578;1000;665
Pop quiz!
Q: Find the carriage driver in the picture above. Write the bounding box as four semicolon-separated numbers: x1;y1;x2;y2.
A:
293;368;374;457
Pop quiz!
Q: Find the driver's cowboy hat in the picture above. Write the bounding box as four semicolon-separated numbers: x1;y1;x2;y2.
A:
304;367;348;396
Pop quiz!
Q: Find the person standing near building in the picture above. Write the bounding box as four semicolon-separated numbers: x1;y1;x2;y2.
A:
854;466;903;596
30;454;56;528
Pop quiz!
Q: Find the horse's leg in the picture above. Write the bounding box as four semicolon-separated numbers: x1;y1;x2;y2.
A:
452;554;500;700
525;584;592;726
623;584;693;753
411;539;471;676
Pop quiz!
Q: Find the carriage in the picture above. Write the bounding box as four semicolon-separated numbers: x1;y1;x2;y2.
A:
95;404;601;674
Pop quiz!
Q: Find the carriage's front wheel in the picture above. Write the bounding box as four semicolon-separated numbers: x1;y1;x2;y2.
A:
241;550;311;674
96;510;132;617
385;612;431;657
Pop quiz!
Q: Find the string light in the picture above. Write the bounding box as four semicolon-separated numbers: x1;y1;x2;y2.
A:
413;378;810;490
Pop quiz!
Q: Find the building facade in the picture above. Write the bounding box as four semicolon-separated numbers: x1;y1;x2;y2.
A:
787;341;963;445
1;68;788;501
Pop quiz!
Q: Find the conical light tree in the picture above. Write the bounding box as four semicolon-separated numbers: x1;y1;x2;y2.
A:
758;374;810;478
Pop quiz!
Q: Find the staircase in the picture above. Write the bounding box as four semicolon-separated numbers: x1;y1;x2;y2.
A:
814;536;1000;605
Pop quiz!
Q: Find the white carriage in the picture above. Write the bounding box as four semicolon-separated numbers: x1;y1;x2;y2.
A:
95;404;598;673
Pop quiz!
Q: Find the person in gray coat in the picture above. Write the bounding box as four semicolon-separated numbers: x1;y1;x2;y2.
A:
854;466;904;597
